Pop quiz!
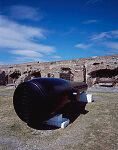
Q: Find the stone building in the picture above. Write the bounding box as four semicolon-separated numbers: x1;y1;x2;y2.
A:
0;54;118;87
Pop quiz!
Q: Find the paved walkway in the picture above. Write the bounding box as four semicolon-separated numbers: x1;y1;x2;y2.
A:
0;87;118;97
88;87;118;93
0;92;13;96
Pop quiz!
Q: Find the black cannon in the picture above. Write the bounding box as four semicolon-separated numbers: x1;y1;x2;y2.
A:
13;78;87;127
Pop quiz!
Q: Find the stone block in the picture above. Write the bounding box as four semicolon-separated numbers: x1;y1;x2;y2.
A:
44;114;70;128
79;92;93;103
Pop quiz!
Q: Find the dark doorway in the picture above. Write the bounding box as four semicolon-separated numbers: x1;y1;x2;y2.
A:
88;68;118;87
60;67;74;81
89;68;118;78
0;71;6;85
47;73;54;78
31;71;41;78
9;71;21;84
60;72;71;81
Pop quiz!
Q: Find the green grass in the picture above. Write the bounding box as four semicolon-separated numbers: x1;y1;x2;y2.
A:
0;90;118;150
81;100;118;150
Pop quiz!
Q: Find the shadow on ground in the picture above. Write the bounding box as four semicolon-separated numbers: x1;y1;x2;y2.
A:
28;102;89;130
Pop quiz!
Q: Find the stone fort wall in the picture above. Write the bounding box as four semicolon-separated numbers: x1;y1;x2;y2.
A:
0;54;118;87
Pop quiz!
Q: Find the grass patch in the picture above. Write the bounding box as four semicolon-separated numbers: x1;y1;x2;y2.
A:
0;89;118;150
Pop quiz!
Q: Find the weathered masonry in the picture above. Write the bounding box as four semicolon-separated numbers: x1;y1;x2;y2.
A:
0;54;118;88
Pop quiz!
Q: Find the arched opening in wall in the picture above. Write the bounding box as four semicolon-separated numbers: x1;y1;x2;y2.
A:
48;73;54;78
88;68;118;87
60;67;74;81
9;71;21;84
0;71;6;85
16;71;41;85
31;71;41;79
5;75;8;85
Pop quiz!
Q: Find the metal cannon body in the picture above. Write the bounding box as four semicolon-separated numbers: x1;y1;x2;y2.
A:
13;78;87;126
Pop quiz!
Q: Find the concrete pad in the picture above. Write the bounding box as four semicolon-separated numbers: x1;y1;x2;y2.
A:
79;92;93;103
44;114;70;128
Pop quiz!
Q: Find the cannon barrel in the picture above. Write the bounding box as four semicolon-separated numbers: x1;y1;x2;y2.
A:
13;78;87;126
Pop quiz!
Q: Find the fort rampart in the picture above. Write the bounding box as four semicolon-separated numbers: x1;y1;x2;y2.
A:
0;54;118;88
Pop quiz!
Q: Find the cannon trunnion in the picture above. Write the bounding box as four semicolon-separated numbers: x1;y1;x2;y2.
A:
13;78;87;127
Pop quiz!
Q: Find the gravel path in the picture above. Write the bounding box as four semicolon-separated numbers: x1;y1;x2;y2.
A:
0;87;118;97
88;87;118;93
0;92;13;96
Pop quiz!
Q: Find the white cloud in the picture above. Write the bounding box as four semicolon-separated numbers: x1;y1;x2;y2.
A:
105;42;118;50
111;30;118;38
14;57;45;63
0;15;56;64
0;15;45;40
75;29;118;55
83;20;98;24
0;37;55;54
52;55;61;59
11;50;43;57
0;61;4;65
90;30;118;54
75;43;92;49
91;32;111;41
90;30;118;41
9;5;42;21
0;15;55;57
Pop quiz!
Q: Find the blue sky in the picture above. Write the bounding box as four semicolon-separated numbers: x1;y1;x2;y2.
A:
0;0;118;65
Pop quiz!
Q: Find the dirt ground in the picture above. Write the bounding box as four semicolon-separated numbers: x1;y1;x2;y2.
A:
0;87;118;150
